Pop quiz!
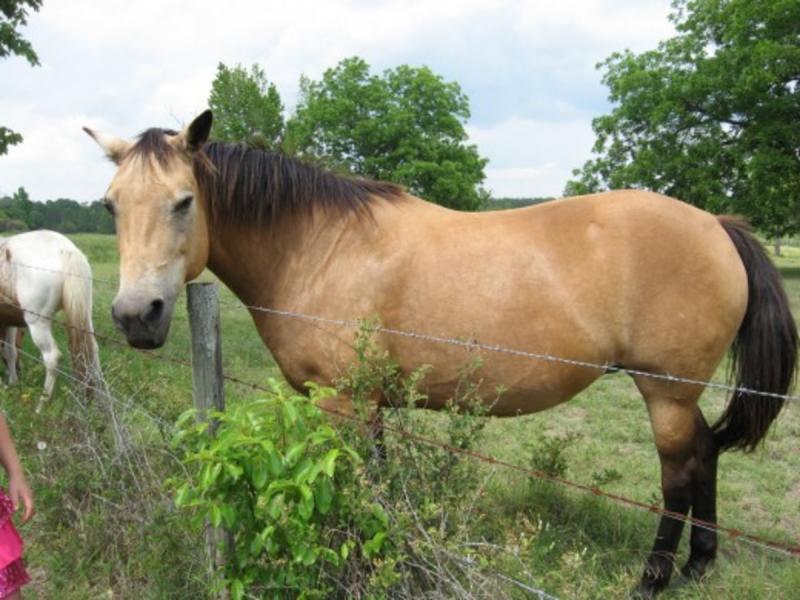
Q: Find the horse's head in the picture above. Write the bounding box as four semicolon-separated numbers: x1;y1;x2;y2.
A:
84;111;213;349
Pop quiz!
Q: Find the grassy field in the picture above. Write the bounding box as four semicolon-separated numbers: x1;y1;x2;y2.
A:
1;232;798;598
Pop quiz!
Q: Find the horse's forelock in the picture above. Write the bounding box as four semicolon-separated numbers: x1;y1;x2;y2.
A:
125;128;181;167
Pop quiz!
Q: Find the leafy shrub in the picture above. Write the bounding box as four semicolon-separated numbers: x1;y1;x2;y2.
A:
335;325;511;596
174;323;518;598
172;380;394;599
527;432;582;479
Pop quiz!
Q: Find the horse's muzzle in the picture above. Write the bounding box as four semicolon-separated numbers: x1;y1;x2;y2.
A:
111;296;172;349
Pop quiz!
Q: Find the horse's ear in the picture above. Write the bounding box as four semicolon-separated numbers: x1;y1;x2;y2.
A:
82;127;132;165
183;110;213;152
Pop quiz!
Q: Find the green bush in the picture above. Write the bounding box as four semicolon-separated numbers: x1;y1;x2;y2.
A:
172;380;393;599
527;432;582;480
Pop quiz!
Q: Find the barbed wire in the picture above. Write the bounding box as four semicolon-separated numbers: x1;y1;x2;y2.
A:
212;370;800;559
221;299;800;403
9;258;800;403
5;343;177;434
3;261;800;560
8;325;799;560
9;260;118;286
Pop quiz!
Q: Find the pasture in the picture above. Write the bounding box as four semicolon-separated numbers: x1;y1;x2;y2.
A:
1;232;798;598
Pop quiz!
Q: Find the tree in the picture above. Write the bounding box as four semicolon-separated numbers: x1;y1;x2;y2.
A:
208;62;284;148
1;0;42;156
0;188;115;233
285;57;489;210
566;0;800;243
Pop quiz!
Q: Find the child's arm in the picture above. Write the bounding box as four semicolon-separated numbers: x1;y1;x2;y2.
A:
0;415;34;523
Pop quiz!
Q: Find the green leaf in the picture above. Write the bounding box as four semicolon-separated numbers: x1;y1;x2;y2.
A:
174;484;193;508
340;541;351;560
210;505;222;528
320;547;339;565
230;579;245;600
320;449;340;478
363;531;387;557
298;484;314;520
225;463;244;481
371;504;389;528
282;400;299;425
251;461;268;490
250;533;264;557
220;504;237;529
315;477;333;515
285;441;307;467
268;493;285;519
266;449;283;477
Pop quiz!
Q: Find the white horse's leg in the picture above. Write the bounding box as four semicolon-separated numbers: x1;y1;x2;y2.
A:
27;319;60;413
1;328;18;385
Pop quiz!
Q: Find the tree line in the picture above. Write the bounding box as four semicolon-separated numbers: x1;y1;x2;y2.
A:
0;187;113;234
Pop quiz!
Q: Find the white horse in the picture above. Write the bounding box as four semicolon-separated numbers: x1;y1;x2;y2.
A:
0;231;104;410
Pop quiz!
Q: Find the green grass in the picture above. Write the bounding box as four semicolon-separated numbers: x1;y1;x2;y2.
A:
2;233;799;598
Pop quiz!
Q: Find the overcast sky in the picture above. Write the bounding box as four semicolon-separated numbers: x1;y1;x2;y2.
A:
0;0;675;202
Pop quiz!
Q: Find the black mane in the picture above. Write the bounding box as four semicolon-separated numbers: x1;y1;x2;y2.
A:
125;129;405;223
194;142;405;224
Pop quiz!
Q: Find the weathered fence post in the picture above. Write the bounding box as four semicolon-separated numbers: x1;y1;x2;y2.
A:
187;282;224;428
187;282;231;596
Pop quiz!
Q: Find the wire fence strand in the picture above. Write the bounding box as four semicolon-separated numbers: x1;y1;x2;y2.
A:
9;258;800;403
221;299;800;403
3;261;800;561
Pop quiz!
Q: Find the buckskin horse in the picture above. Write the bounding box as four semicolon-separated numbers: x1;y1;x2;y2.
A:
85;111;796;596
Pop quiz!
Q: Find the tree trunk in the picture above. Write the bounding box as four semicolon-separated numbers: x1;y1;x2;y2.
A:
774;237;782;257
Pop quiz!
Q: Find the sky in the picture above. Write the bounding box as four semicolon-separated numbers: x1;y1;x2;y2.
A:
0;0;676;202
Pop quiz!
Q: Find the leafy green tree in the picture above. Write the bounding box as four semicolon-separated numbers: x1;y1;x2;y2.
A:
0;187;115;233
286;57;489;210
1;0;42;156
207;62;284;148
566;0;800;243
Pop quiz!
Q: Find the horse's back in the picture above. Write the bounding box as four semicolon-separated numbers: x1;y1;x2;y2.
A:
1;230;88;317
363;190;749;412
4;229;82;258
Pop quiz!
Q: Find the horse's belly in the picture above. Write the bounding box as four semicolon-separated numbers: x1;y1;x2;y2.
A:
414;363;603;417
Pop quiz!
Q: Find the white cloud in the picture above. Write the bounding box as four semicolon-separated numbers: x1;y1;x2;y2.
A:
0;0;674;201
468;116;597;197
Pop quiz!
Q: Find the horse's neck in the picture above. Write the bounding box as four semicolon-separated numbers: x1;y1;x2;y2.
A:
206;210;354;309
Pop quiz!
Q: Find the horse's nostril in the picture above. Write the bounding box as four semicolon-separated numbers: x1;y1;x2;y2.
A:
143;299;165;324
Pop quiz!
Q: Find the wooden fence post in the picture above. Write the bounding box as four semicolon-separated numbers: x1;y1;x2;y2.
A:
187;282;231;595
187;282;224;428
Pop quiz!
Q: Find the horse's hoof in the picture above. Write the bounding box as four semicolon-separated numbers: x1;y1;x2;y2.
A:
630;578;668;599
680;559;712;583
629;585;656;599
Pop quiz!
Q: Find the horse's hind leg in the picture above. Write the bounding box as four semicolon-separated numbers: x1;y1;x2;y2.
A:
634;383;702;597
26;318;61;412
681;411;718;581
1;328;18;385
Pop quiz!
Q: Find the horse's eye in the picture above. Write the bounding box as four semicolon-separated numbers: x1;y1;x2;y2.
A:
173;196;193;214
103;199;115;216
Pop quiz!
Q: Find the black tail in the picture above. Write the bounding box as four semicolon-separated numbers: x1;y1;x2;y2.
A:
713;217;798;452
